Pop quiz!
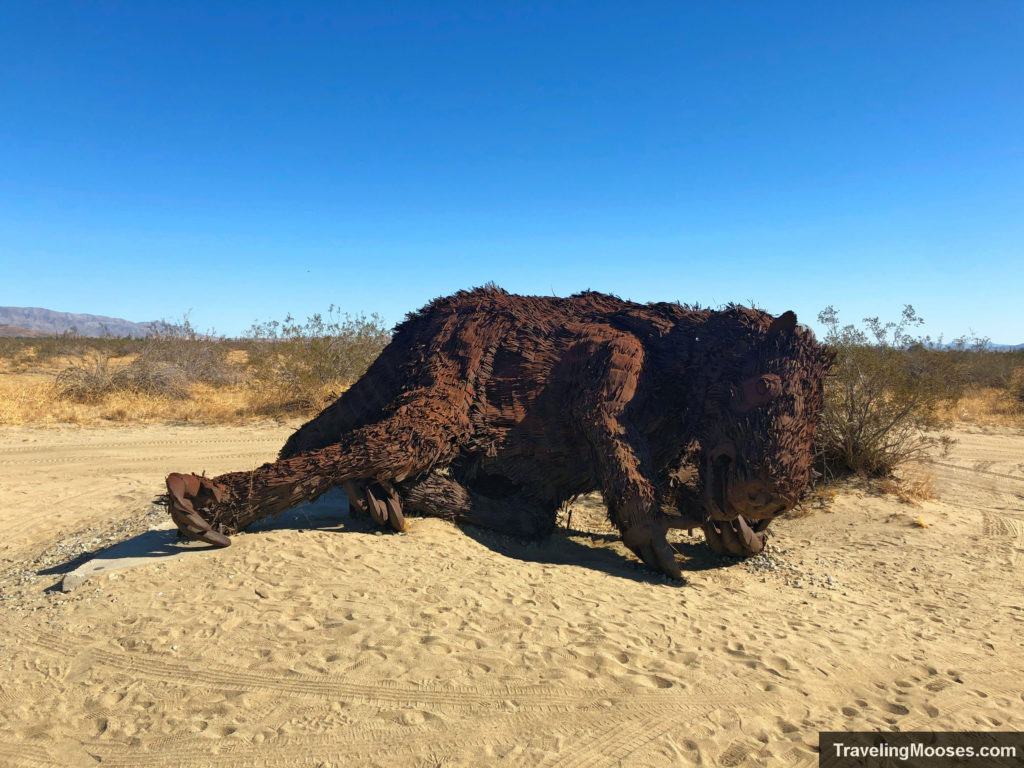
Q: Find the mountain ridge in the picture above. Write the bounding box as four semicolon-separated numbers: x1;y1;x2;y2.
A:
0;307;156;337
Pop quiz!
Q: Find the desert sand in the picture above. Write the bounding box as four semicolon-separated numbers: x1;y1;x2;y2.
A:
0;422;1021;767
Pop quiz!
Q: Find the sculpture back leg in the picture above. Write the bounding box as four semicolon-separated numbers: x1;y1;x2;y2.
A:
395;473;555;539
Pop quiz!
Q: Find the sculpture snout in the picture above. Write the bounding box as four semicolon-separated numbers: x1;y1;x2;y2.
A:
705;443;791;521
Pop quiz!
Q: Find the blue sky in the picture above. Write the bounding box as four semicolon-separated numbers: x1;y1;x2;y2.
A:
2;1;1021;342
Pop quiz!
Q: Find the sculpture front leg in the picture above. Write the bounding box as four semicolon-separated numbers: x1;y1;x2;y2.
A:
570;331;685;579
165;415;466;544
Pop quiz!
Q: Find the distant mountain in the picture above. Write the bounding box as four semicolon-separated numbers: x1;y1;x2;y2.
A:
0;307;156;337
0;324;51;338
991;343;1024;351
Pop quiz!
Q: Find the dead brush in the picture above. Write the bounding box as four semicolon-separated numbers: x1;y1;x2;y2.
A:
54;353;119;402
139;317;237;387
879;470;935;505
1007;367;1024;411
54;315;238;404
55;352;190;401
942;386;1024;427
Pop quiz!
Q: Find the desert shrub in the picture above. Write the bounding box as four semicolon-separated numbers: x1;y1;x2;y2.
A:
17;328;121;363
55;353;190;401
1009;368;1024;407
0;330;92;366
815;305;962;477
138;316;237;387
54;354;118;402
941;335;1024;390
0;337;25;359
244;307;390;412
54;316;236;402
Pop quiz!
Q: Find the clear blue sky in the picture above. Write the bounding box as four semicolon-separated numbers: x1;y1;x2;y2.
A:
2;1;1022;342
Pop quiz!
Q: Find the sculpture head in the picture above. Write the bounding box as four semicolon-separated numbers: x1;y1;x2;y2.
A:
695;308;832;522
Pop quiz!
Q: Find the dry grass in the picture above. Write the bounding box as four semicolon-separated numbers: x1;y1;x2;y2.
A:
0;308;389;428
942;386;1024;427
0;373;339;426
0;325;365;426
879;468;935;505
0;346;88;376
245;377;348;417
0;361;350;427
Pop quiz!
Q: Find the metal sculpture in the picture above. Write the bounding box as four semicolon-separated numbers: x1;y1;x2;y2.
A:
166;287;832;578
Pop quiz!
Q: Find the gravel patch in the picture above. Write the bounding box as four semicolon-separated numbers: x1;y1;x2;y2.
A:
0;501;168;612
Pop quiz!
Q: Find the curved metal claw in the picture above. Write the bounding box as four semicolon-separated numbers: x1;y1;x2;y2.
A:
380;483;408;532
363;484;389;526
343;481;368;517
344;480;407;531
701;516;767;557
166;472;232;547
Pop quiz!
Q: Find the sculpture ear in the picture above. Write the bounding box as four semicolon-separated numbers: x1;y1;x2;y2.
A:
768;311;797;335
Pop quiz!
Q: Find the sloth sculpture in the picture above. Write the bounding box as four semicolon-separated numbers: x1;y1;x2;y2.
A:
166;287;832;579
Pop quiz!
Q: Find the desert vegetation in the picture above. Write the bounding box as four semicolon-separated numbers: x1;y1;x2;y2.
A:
805;304;1022;505
244;307;391;414
814;306;1022;474
0;310;390;425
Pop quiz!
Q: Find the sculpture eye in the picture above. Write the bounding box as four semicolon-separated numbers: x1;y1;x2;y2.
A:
733;374;783;412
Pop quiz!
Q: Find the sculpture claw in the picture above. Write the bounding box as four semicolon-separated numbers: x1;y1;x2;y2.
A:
166;472;232;547
701;516;767;557
623;521;682;580
343;481;368;516
381;484;408;532
347;480;408;532
363;484;389;526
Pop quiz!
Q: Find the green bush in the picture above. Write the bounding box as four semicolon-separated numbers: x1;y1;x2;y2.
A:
244;306;390;412
815;305;961;477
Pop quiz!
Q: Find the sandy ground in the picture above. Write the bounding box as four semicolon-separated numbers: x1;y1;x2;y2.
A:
0;422;1021;767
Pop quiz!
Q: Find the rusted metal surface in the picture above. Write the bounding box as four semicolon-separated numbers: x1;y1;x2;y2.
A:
165;287;832;577
165;472;231;547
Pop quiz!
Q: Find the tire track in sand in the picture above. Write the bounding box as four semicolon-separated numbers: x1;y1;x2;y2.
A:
65;708;689;768
0;430;286;560
11;624;770;714
931;451;1024;573
932;459;1024;485
983;511;1024;570
539;711;679;768
0;741;56;768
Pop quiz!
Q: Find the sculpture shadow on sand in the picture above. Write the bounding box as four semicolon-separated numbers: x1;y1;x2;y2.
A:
58;487;742;593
